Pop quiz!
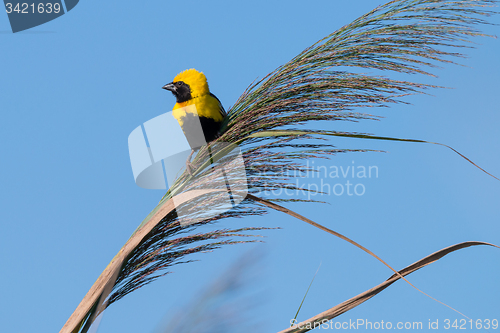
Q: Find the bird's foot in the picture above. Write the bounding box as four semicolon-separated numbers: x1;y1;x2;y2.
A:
186;160;195;176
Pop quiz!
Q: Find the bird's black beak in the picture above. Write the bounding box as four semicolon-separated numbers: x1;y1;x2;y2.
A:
162;82;176;92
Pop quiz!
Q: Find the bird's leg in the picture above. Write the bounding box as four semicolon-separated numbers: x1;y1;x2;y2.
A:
185;149;195;176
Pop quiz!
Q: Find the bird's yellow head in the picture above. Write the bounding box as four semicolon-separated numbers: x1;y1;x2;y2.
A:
162;69;210;103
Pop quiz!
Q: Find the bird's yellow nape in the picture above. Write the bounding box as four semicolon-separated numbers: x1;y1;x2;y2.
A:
173;68;209;98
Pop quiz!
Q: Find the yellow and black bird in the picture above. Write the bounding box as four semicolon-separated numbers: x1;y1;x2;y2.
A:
162;69;226;174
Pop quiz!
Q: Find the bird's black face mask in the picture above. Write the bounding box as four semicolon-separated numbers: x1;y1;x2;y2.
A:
162;81;192;103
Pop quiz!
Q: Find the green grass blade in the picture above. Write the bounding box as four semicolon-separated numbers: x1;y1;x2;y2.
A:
291;262;322;326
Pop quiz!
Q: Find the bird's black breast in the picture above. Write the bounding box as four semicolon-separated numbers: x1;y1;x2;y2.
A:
179;113;223;150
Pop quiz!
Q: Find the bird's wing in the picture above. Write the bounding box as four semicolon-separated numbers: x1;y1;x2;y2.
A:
209;92;227;118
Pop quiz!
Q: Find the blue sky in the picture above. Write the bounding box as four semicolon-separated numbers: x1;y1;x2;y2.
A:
0;1;499;332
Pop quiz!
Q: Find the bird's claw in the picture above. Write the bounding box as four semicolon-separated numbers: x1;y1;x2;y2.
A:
186;160;195;176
